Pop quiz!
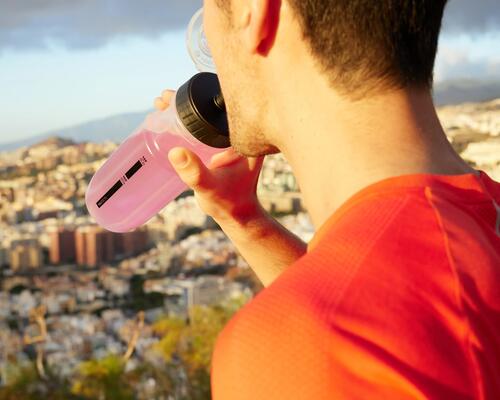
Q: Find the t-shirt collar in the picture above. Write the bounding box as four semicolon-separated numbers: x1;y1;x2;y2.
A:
307;169;497;252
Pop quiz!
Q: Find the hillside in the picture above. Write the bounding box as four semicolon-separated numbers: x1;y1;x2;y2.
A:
2;79;500;152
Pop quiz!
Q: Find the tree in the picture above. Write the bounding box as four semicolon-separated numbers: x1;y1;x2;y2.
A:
71;355;134;400
152;295;249;399
0;363;79;400
0;296;250;400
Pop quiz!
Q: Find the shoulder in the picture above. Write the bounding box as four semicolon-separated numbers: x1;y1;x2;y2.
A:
212;189;477;399
288;188;448;301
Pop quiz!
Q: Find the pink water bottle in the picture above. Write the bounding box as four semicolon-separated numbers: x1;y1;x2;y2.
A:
85;72;230;232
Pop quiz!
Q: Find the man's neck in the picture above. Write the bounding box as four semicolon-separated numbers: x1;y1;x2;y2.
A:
273;82;476;229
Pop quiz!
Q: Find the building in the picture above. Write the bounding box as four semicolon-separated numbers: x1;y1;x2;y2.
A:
164;276;233;317
0;245;9;268
8;204;34;224
75;225;148;267
75;225;114;267
259;192;303;214
0;186;14;203
33;198;73;221
9;238;43;271
161;196;209;240
114;229;149;258
49;227;76;265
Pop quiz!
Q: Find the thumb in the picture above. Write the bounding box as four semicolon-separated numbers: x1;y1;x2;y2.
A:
167;147;213;192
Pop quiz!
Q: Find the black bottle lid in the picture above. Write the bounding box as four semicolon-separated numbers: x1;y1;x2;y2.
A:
176;72;230;149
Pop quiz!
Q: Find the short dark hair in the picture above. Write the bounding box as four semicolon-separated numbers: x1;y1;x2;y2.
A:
218;0;448;98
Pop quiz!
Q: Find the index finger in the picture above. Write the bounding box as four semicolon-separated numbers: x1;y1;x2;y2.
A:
162;89;175;104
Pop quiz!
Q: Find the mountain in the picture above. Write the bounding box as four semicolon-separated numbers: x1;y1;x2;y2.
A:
0;110;149;152
433;79;500;106
30;136;76;149
1;79;500;153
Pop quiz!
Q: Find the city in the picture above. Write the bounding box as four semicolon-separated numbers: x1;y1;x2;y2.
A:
0;133;314;398
0;97;499;397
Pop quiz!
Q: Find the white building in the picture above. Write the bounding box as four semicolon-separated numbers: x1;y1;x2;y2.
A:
161;276;246;317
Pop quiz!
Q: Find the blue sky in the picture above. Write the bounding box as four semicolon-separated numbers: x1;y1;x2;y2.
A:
0;0;499;145
0;32;197;143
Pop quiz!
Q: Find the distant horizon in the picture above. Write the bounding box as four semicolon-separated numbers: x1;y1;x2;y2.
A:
1;77;500;151
1;1;499;144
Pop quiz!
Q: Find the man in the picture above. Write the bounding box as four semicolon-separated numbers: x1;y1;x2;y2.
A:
155;0;500;398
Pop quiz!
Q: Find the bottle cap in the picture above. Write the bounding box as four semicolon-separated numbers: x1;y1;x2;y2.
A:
176;72;230;149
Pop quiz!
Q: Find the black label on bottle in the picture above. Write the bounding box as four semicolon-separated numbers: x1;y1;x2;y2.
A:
96;156;147;208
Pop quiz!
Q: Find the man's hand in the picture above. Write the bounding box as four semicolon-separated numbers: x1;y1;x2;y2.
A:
154;90;306;287
155;90;265;225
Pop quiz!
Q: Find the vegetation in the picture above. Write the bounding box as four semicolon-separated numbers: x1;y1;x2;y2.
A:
0;363;80;400
0;296;248;400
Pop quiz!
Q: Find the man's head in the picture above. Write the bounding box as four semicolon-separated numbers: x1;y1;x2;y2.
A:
203;0;448;157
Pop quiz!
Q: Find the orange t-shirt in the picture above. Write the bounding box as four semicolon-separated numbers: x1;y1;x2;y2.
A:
211;170;500;400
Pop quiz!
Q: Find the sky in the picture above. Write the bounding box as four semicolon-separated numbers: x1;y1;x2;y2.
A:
0;0;499;144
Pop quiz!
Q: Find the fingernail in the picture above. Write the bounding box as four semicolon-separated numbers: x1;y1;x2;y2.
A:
169;149;189;168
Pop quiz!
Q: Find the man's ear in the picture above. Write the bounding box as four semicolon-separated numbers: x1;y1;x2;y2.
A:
245;0;281;56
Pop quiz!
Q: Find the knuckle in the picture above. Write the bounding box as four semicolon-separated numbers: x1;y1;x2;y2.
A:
183;170;202;187
182;169;210;192
162;89;174;101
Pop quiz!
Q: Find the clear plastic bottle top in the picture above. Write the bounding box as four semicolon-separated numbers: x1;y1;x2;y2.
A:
187;8;216;73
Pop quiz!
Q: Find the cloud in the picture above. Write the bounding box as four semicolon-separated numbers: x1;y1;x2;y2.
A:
435;46;500;82
0;0;202;52
1;0;499;52
442;0;500;34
